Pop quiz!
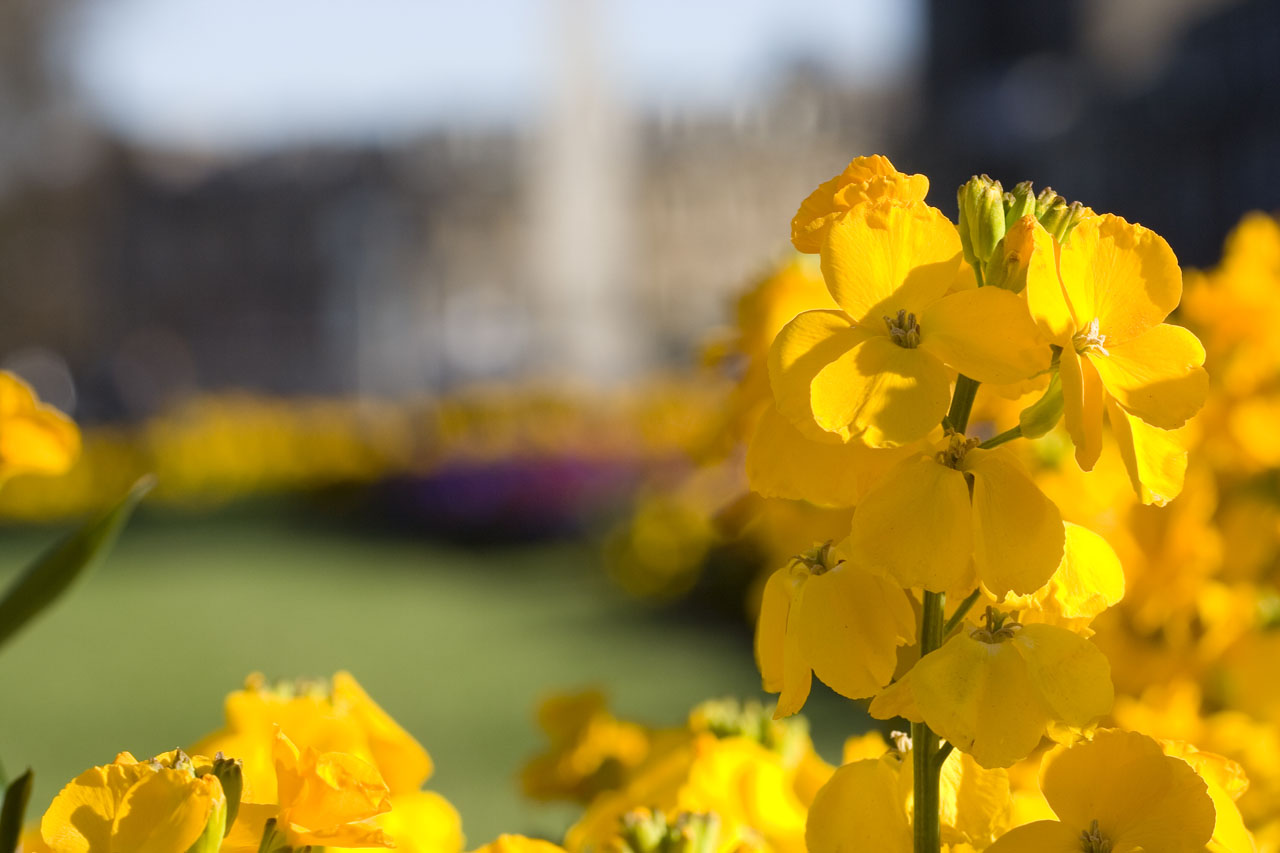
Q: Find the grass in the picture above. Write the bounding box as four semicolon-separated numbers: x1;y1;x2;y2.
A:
0;507;867;843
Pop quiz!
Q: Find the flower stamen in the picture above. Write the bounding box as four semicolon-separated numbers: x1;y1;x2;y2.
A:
936;432;980;469
883;309;922;348
1080;819;1112;853
1073;318;1109;356
970;606;1022;644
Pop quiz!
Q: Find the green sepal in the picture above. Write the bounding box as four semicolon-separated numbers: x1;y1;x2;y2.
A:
1018;372;1065;438
0;476;154;652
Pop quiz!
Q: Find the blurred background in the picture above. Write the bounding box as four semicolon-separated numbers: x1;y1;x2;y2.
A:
0;0;1276;842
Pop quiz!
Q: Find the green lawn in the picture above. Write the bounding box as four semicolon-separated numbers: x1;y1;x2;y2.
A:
0;509;866;844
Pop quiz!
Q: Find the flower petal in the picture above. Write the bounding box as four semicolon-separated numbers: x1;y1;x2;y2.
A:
1058;214;1182;345
805;758;913;853
820;199;963;324
755;565;800;693
919;287;1050;384
984;821;1082;853
795;562;915;699
776;580;813;718
848;454;972;593
811;336;952;447
767;309;870;442
1089;323;1208;430
962;447;1064;597
908;634;1051;769
1040;730;1215;853
791;155;929;253
1060;351;1104;471
1106;397;1188;506
745;405;918;507
1010;624;1112;728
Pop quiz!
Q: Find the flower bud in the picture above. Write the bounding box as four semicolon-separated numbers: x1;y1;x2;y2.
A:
209;754;242;835
1040;199;1088;243
957;175;1007;269
1004;181;1037;229
615;809;724;853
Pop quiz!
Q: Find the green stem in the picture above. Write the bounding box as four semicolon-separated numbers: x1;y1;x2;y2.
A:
913;591;945;853
946;376;980;435
979;425;1022;449
942;588;982;636
934;741;955;769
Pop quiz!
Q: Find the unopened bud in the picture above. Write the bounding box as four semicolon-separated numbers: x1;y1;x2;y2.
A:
1004;181;1037;229
957;175;1007;269
1040;199;1088;243
209;754;242;835
616;809;725;853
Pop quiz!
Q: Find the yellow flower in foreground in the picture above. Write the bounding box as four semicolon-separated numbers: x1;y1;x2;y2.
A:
848;435;1063;597
0;371;79;485
270;731;393;848
755;542;914;717
986;730;1215;853
1026;213;1208;473
190;671;432;802
870;611;1112;768
805;745;1010;853
770;199;1048;448
40;750;225;853
790;154;930;253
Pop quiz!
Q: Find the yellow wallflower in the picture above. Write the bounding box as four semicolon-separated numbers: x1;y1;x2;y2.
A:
770;199;1048;449
755;542;914;717
1025;213;1208;486
190;672;432;802
870;612;1112;768
0;371;79;485
39;750;226;853
847;435;1064;597
790;155;930;253
805;744;1011;853
521;689;651;804
566;732;810;853
986;730;1215;852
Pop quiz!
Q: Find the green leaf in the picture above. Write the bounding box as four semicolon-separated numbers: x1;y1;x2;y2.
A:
0;476;154;652
0;769;32;853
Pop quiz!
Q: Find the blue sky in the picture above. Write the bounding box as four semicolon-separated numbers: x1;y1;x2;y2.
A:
59;0;921;150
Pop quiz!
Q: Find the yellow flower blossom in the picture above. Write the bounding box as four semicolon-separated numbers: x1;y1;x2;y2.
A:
870;612;1112;768
39;750;225;853
790;155;930;253
268;730;393;849
521;689;651;804
0;371;79;486
985;730;1215;853
755;542;914;717
190;671;432;802
847;435;1064;597
805;743;1011;852
1025;213;1208;478
770;198;1049;448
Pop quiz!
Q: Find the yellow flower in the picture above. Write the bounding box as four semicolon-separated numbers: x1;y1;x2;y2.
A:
269;730;393;849
870;612;1112;768
521;689;651;804
985;730;1215;852
771;198;1048;448
566;732;810;853
790;155;930;253
847;435;1064;597
805;743;1011;853
1025;213;1208;475
755;542;914;717
190;671;432;802
0;371;79;485
40;750;225;853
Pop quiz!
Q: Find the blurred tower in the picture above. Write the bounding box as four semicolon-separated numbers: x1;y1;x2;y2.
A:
528;0;643;383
